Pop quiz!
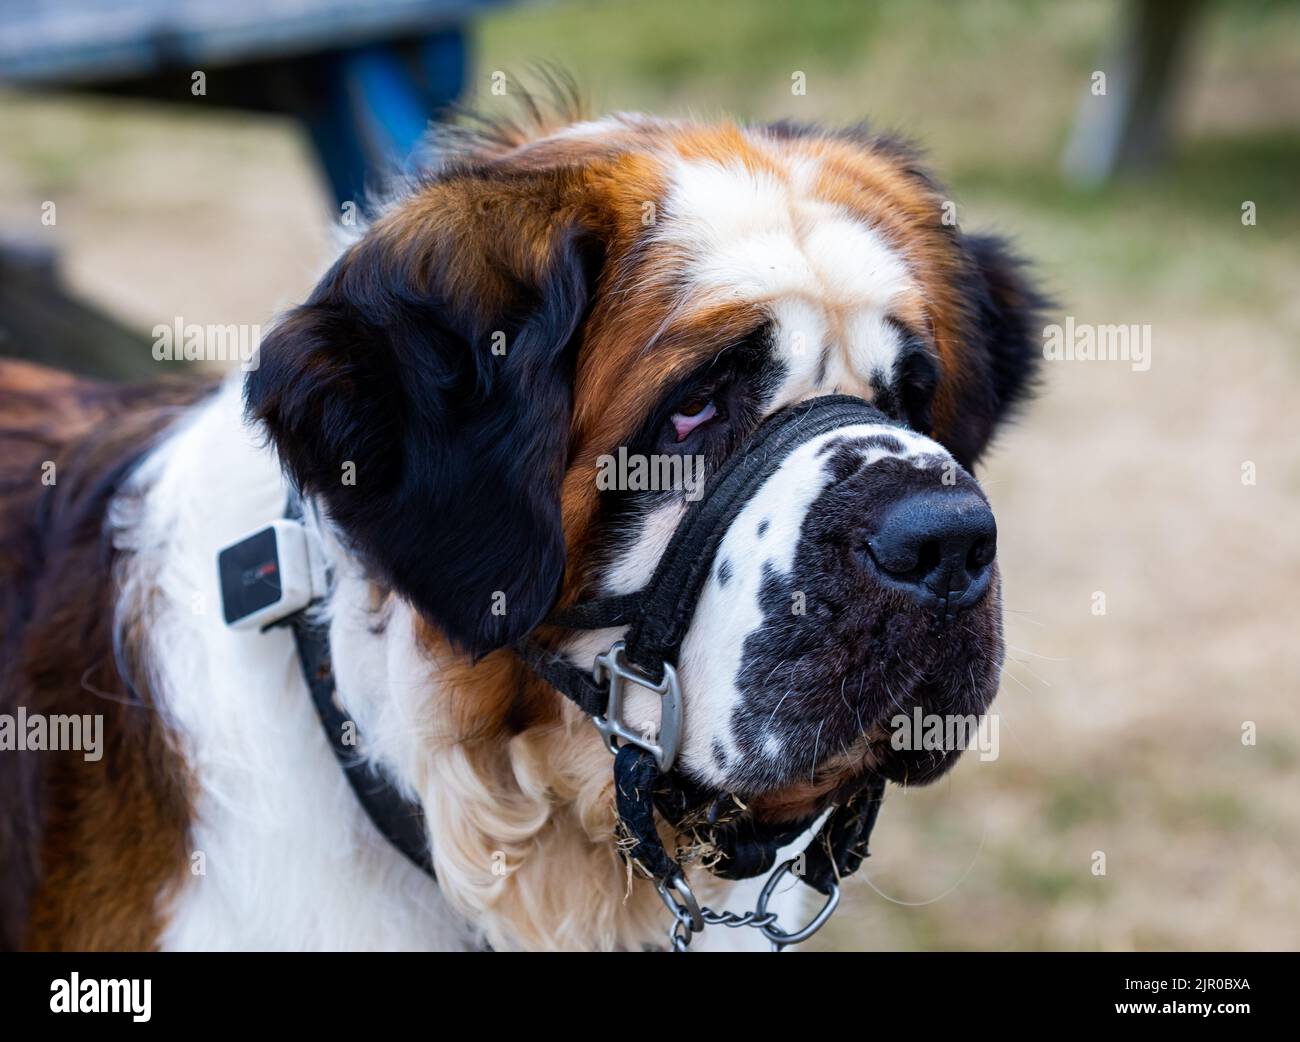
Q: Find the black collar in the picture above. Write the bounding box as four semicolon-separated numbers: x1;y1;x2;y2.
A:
284;498;438;882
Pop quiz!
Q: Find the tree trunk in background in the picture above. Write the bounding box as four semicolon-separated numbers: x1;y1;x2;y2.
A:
1061;0;1203;186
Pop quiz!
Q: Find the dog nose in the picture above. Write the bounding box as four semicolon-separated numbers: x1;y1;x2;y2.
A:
866;490;997;611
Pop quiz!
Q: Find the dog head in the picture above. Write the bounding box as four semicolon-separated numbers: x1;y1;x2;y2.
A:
247;104;1042;826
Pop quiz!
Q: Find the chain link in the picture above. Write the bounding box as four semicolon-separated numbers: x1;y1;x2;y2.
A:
656;860;840;952
667;907;783;951
700;908;781;930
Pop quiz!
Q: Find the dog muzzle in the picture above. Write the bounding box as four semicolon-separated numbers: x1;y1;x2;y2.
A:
515;395;895;951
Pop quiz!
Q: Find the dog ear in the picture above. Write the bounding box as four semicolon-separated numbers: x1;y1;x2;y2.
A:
246;174;603;656
939;233;1047;470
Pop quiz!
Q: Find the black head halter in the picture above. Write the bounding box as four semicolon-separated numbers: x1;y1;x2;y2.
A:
515;395;895;949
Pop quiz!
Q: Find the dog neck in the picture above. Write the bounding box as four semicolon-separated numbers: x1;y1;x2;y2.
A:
312;506;689;950
130;375;690;950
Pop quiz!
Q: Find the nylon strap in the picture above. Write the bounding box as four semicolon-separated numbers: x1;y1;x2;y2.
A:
621;395;889;679
512;640;609;717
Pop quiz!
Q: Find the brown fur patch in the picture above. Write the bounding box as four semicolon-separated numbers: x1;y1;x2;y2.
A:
0;361;209;950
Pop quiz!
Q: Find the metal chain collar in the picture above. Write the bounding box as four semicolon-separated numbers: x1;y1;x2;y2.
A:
594;640;856;951
655;859;842;952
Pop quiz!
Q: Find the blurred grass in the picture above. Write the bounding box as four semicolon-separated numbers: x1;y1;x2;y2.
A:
477;0;1300;315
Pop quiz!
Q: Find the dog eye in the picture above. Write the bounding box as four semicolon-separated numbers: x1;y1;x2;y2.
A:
669;398;719;441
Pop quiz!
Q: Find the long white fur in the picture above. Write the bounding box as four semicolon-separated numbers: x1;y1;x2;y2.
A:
116;380;798;950
116;382;465;951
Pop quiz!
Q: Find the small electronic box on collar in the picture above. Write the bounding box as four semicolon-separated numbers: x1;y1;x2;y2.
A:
217;517;328;629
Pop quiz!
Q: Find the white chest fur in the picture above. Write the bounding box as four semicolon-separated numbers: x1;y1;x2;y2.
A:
119;377;802;951
119;381;470;950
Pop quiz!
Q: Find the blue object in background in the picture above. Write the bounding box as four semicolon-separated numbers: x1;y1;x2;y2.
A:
307;30;469;205
0;0;505;377
0;0;506;207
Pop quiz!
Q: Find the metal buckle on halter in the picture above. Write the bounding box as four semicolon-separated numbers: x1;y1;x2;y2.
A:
591;641;683;772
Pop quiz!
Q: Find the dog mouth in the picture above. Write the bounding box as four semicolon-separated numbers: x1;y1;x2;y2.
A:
741;731;888;823
742;723;974;823
699;554;1005;819
716;634;1004;825
747;768;873;823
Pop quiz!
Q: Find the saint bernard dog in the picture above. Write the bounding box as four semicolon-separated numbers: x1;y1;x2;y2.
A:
0;98;1042;952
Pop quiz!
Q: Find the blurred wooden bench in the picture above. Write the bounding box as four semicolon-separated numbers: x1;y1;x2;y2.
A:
0;0;506;377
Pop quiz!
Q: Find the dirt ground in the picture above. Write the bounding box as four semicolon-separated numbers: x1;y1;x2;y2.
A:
2;0;1296;950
